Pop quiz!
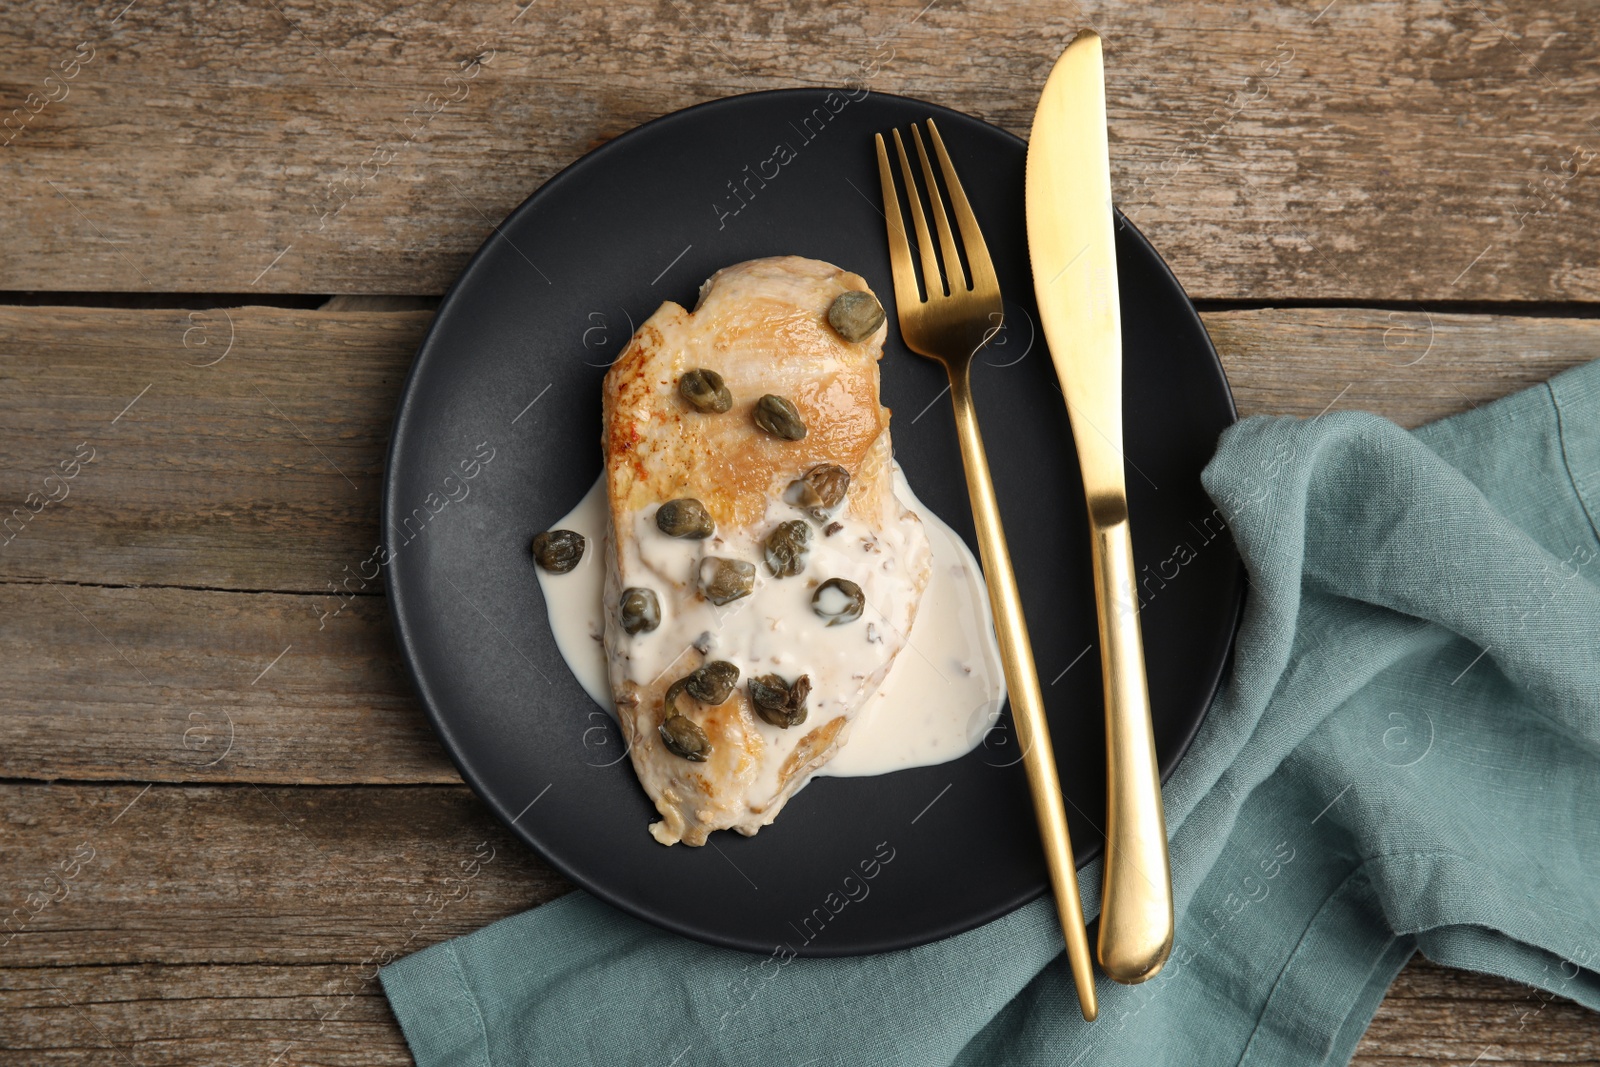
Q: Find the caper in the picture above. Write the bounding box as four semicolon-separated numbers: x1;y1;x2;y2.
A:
656;498;714;539
764;519;812;578
827;290;886;343
812;577;865;626
679;368;733;414
659;713;712;762
618;587;661;635
530;529;585;573
749;672;811;729
748;674;784;711
685;660;739;705
660;677;714;761
699;556;756;605
753;394;807;441
786;463;851;519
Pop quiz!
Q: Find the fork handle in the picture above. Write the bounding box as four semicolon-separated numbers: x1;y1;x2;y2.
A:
1087;502;1173;983
947;369;1098;1022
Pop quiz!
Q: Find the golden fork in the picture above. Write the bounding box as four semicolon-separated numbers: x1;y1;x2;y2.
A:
875;119;1098;1022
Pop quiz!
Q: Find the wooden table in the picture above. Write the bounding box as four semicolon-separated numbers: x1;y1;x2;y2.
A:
3;1;1597;1062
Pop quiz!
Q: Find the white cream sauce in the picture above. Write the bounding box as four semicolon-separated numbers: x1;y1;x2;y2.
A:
534;466;1005;777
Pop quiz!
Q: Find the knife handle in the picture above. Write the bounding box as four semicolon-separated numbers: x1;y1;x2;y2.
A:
1089;505;1173;983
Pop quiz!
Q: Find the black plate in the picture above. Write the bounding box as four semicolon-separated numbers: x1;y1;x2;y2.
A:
383;89;1242;957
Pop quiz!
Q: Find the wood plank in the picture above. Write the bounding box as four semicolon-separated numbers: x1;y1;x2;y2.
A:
0;305;424;594
0;583;457;783
0;965;412;1067
4;1;1600;299
1208;307;1600;423
0;782;561;1063
2;303;1595;784
0;784;565;967
0;783;1593;1064
1355;958;1600;1064
3;303;1595;596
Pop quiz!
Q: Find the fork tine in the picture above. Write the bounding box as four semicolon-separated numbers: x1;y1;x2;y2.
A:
926;119;999;295
911;123;968;294
892;129;944;299
874;133;924;317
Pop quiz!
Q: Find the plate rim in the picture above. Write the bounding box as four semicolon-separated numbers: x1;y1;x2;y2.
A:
382;86;1244;956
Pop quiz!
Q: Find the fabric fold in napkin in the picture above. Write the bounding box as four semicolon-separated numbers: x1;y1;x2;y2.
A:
382;359;1600;1067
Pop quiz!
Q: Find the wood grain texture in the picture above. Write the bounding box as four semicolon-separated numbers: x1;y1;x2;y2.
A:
0;305;420;595
3;303;1595;596
0;583;457;784
0;782;565;1064
0;784;564;968
1354;959;1600;1064
1209;306;1600;423
0;783;1594;1064
4;0;1600;299
1;303;1595;786
0;965;413;1067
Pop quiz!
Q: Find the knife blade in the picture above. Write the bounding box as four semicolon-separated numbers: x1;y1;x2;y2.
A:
1025;28;1174;984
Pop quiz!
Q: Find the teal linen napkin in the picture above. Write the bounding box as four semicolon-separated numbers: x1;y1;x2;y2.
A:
383;360;1600;1066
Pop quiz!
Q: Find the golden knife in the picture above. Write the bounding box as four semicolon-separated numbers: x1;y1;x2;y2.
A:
1025;29;1174;983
